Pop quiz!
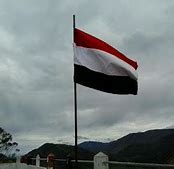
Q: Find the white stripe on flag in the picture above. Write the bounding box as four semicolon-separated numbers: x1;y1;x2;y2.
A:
74;44;138;80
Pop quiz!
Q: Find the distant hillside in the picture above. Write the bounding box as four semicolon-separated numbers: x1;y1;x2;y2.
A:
79;129;174;163
78;141;109;154
26;143;94;160
113;133;174;163
26;129;174;164
109;129;174;155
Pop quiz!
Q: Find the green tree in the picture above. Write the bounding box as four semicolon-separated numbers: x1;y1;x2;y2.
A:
0;127;18;155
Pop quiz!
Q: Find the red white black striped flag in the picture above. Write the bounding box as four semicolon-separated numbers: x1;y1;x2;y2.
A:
73;28;138;95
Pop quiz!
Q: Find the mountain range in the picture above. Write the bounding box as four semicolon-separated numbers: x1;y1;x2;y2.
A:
26;129;174;164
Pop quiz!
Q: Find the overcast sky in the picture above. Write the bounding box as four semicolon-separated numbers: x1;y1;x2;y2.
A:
0;0;174;154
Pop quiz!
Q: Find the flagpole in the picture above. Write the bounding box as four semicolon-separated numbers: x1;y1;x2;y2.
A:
73;14;78;168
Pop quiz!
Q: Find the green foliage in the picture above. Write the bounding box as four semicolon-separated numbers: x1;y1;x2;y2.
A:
0;127;18;158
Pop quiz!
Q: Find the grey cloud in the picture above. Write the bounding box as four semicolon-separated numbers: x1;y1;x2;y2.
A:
77;135;90;141
0;0;174;154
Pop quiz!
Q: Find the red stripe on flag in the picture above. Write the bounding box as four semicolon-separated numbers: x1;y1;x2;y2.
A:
74;28;138;70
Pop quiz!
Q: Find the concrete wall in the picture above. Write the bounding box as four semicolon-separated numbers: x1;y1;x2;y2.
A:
0;163;46;169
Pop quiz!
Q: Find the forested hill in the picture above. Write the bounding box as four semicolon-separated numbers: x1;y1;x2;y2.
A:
26;129;174;163
79;129;174;163
26;143;94;160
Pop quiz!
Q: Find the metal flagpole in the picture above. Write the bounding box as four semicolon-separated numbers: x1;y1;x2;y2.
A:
73;14;78;168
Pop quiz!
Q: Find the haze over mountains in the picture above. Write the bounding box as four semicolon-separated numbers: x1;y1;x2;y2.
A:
165;125;174;129
26;129;174;164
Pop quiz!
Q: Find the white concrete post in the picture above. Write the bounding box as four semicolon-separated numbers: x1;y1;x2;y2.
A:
94;152;109;169
36;154;40;167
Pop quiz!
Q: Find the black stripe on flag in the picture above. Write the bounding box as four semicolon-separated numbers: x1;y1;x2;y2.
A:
74;64;138;95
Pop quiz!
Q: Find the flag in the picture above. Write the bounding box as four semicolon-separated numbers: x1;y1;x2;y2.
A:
73;28;138;95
